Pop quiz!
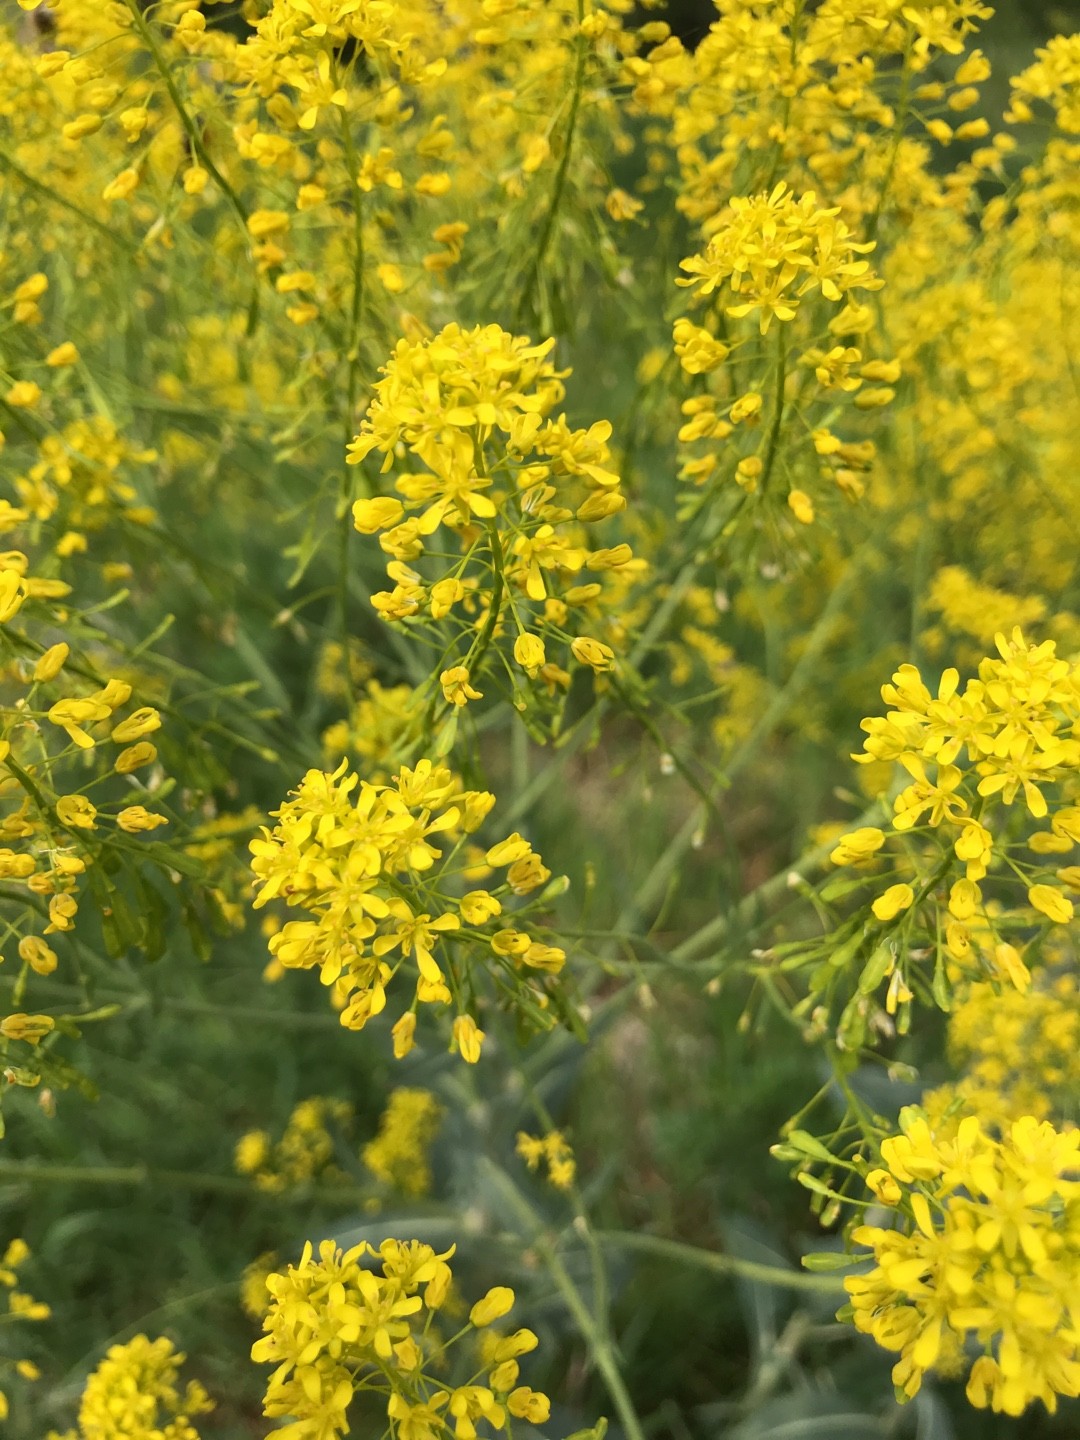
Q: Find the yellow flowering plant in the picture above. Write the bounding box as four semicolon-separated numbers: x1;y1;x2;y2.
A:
1;0;1079;1435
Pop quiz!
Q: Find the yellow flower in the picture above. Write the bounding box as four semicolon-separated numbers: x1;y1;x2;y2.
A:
56;795;97;829
470;1286;515;1327
570;636;615;671
6;382;41;409
0;571;25;623
111;707;162;744
829;827;885;866
102;168;139;202
33;642;69;680
846;1113;1080;1415
0;1014;55;1042
117;806;169;833
872;883;915;921
440;666;482;707
1027;884;1073;924
18;936;58;974
513;632;546;675
452;1014;484;1064
787;489;815;525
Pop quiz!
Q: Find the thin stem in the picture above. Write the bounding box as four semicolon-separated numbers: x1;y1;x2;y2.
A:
0;149;136;250
517;0;588;325
616;549;867;938
0;1156;373;1205
668;798;883;965
759;323;789;495
335;96;370;707
865;47;913;247
595;1230;845;1294
481;1159;647;1440
123;0;249;235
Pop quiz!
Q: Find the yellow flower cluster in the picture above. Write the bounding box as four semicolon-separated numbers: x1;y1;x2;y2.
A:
922;957;1080;1133
321;679;416;776
47;1334;213;1440
252;1238;551;1440
672;184;895;537
924;566;1048;655
516;1129;576;1190
1008;34;1080;133
846;1111;1080;1417
348;323;635;724
677;184;880;333
0;544;178;1085
363;1086;443;1197
0;1239;48;1423
235;1095;353;1192
250;758;568;1060
627;8;985;272
820;630;1080;1034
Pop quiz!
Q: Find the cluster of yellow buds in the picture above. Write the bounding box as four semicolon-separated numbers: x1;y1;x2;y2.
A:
0;545;179;1087
677;184;881;334
252;1238;552;1440
234;1094;354;1193
250;758;571;1061
921;958;1080;1133
516;1128;576;1190
45;1333;213;1440
348;323;636;732
362;1086;443;1197
672;185;896;535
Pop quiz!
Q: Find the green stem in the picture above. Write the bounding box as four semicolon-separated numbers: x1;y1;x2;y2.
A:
335;95;370;707
517;0;588;325
595;1230;844;1294
481;1159;646;1440
123;0;249;235
615;549;866;938
759;324;789;495
0;150;136;250
865;47;913;247
0;1156;379;1206
668;798;884;965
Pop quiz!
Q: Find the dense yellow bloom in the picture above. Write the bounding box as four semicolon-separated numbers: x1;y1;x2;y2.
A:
250;759;569;1056
252;1238;551;1440
1;1239;49;1424
677;183;880;333
56;1334;213;1440
346;323;632;715
362;1087;442;1196
235;1095;353;1192
846;1112;1080;1416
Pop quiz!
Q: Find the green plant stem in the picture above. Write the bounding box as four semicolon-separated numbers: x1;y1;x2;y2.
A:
123;1;248;235
481;1159;647;1440
669;798;884;965
615;550;867;938
0;974;347;1031
335;97;370;706
865;47;913;246
0;1156;373;1205
759;324;789;494
0;149;136;250
517;0;588;324
595;1231;844;1294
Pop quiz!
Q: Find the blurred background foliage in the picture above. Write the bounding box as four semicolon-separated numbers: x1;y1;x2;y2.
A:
2;2;1079;1438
